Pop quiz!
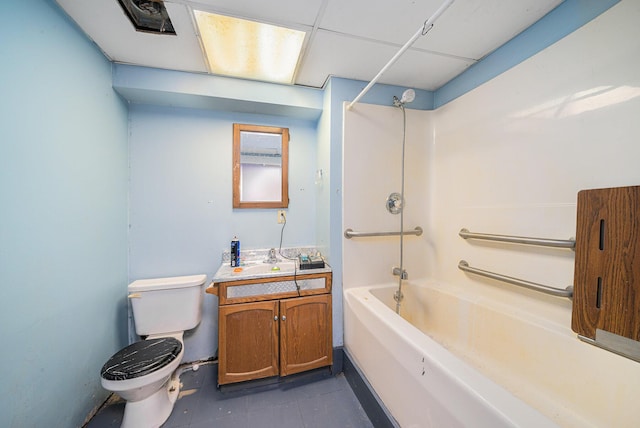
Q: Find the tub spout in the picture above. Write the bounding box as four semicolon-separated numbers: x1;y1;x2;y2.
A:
392;267;408;280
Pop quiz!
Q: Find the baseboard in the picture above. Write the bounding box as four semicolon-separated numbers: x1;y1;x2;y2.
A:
332;346;344;373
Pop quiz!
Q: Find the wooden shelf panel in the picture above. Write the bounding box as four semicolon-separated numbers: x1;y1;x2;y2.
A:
572;185;640;342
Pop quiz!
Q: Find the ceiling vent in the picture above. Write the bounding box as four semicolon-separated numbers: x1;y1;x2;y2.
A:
117;0;176;35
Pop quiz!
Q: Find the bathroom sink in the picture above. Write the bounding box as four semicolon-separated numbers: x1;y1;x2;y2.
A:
213;260;298;282
237;261;296;275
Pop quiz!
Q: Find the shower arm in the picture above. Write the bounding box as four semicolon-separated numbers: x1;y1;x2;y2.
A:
347;0;455;110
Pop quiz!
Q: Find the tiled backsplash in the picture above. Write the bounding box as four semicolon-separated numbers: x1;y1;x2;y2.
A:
220;246;321;264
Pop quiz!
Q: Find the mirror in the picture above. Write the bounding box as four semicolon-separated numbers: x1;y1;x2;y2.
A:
233;123;289;208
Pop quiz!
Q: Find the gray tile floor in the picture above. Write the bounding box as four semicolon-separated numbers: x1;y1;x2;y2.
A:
87;364;374;428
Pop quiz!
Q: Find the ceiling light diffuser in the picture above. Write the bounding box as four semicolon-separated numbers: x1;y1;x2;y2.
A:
194;10;306;85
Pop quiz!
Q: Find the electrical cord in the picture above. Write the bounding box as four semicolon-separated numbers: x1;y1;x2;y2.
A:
277;213;301;296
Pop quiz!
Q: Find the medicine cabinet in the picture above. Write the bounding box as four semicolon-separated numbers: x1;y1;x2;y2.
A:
233;123;289;209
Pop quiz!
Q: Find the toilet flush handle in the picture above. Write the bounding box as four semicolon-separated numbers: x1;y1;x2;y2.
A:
128;293;142;299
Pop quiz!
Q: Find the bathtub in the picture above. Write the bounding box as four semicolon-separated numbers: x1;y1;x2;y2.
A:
344;280;640;428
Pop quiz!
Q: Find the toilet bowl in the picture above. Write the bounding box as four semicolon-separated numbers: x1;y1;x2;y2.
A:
100;274;206;428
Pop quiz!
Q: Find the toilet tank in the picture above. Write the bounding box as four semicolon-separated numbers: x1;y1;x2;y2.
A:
128;274;206;336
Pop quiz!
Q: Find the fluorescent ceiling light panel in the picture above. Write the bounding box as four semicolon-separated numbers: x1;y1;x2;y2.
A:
194;10;305;84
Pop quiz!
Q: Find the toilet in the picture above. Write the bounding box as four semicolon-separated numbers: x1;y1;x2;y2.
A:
100;274;206;428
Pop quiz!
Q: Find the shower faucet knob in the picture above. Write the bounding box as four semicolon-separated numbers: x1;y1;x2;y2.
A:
386;192;404;214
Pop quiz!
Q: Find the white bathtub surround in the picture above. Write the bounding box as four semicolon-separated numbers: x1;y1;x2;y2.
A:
430;0;640;291
429;3;640;424
345;281;640;427
342;1;640;426
343;103;433;289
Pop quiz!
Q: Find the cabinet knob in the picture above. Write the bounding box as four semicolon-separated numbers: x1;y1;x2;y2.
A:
281;315;287;321
274;316;278;321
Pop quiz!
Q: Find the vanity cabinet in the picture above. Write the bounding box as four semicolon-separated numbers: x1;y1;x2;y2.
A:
209;272;332;385
218;300;280;384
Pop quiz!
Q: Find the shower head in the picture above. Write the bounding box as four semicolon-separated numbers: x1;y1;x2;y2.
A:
393;88;416;107
400;89;415;104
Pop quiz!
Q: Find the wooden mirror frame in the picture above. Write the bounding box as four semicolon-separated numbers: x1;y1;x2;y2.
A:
233;123;289;209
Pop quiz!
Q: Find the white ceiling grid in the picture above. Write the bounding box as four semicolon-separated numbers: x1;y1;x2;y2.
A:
55;0;563;90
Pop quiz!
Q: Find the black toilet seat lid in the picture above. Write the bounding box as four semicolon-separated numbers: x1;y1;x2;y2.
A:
101;337;182;381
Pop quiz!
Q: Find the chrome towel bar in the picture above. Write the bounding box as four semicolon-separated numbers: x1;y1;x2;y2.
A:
458;260;573;299
459;228;575;250
344;226;423;239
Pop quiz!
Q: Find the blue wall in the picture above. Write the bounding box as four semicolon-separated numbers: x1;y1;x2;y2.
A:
0;1;129;426
117;66;428;352
128;104;320;359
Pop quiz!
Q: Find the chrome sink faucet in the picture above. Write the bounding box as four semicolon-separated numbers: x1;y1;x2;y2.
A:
266;248;278;264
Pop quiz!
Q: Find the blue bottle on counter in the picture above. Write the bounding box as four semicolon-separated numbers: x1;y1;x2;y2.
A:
230;237;240;267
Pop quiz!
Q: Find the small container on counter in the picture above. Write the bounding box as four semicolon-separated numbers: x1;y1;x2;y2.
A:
230;237;240;267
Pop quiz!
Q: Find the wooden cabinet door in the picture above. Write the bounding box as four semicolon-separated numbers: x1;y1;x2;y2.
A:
218;300;279;385
280;294;332;376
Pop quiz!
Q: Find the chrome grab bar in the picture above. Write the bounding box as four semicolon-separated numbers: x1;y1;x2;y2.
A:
459;228;575;250
344;226;423;239
458;260;573;299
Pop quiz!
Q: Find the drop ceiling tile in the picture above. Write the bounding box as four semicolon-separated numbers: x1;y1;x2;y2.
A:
413;0;564;59
379;49;475;91
320;0;562;60
191;0;325;27
296;30;474;90
320;0;445;46
296;31;398;88
56;0;208;73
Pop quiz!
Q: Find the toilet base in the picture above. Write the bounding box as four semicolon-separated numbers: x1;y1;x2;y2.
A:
121;374;181;428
